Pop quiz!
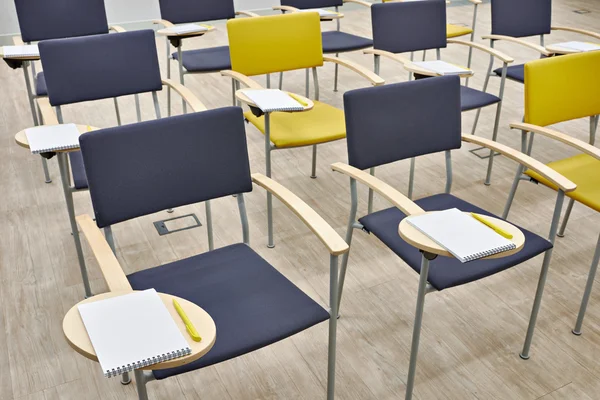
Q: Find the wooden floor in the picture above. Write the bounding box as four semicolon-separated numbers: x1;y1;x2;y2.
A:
2;1;600;399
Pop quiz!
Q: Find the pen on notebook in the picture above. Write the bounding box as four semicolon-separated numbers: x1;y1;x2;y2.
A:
470;213;513;239
287;92;308;107
87;125;92;132
173;299;202;342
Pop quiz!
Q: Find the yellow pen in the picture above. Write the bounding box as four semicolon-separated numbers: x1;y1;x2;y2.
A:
173;299;202;342
287;92;308;107
87;125;92;132
470;213;513;239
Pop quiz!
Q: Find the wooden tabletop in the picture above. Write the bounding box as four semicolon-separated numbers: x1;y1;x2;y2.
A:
156;25;215;38
236;89;315;113
63;291;217;371
404;61;474;78
398;211;525;259
15;124;95;152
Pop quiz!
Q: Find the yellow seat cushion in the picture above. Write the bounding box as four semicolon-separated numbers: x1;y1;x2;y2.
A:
244;101;346;148
525;153;600;212
446;24;473;38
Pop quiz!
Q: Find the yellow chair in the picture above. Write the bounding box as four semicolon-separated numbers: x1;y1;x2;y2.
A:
503;51;600;337
221;12;384;247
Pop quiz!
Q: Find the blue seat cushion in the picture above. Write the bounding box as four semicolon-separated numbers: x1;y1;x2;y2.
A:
358;193;552;291
127;243;330;380
494;63;524;83
322;31;373;54
460;85;500;112
69;151;89;189
172;46;231;73
35;71;47;96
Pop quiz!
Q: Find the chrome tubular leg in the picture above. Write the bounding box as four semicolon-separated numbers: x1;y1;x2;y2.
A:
177;46;186;114
484;103;503;185
205;200;214;251
121;371;131;385
590;115;598;146
305;69;310;98
422;50;427;61
374;54;380;75
312;67;320;101
152;91;161;119
502;131;528;219
337;179;358;311
237;194;250;245
405;252;434;400
41;157;52;183
231;78;236;106
573;233;600;336
265;113;274;248
333;53;339;92
114;98;122;126
409;52;414;80
23;62;39;126
134;370;150;400
311;145;318;179
166;38;172;117
557;198;575;238
104;226;116;254
266;74;271;89
134;94;142;123
445;150;453;194
327;254;339;400
367;167;375;214
279;71;284;90
408;158;416;200
435;48;440;60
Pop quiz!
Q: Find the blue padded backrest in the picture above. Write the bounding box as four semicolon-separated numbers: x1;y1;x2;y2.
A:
281;0;343;9
39;30;163;106
80;107;253;228
344;76;462;171
491;0;551;38
14;0;109;43
372;0;447;54
159;0;236;24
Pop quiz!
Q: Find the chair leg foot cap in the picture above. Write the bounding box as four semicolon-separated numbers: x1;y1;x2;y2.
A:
572;329;582;336
310;175;317;179
45;179;52;184
557;233;565;238
267;244;275;249
120;379;132;385
484;182;491;186
519;353;530;360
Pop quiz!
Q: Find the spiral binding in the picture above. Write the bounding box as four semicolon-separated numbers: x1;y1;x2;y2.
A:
463;243;516;262
104;347;192;378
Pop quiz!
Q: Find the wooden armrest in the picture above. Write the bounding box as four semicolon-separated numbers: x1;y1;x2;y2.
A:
251;173;349;256
323;55;384;86
482;35;553;56
331;162;425;216
462;134;576;192
220;70;264;89
36;97;59;125
12;36;24;46
273;5;299;12
469;0;482;4
551;26;600;40
363;49;411;65
236;10;260;17
448;39;514;63
152;19;175;28
161;79;207;112
510;123;600;161
343;0;372;8
109;25;126;33
76;214;133;292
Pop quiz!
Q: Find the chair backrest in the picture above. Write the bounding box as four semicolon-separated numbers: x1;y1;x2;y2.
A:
39;30;163;107
158;0;235;24
525;51;600;127
79;107;253;228
227;13;324;76
281;0;343;9
14;0;109;43
371;0;447;54
344;76;461;170
491;0;551;38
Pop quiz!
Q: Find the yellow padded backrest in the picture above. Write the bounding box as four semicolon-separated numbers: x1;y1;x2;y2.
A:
227;12;324;76
525;51;600;127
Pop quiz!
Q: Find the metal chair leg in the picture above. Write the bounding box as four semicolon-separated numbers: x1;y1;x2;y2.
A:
265;113;274;248
337;179;359;312
311;145;318;179
279;71;284;90
333;53;339;92
557;198;575;238
166;37;172;117
327;254;339;400
573;233;600;336
484;103;503;185
134;370;154;400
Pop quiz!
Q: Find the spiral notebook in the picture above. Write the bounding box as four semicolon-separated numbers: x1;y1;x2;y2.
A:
552;41;600;52
406;208;516;263
78;289;192;378
25;124;81;154
243;89;305;112
163;23;208;35
2;44;39;58
412;60;473;76
298;8;339;17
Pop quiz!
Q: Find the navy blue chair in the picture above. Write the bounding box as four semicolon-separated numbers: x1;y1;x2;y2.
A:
365;0;514;188
75;107;347;400
331;76;576;400
274;0;373;92
8;0;124;183
153;0;259;114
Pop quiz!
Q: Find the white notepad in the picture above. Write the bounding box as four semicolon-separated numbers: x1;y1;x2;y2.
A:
406;208;516;263
552;41;600;52
78;289;192;378
413;60;473;76
25;124;81;154
298;8;339;17
163;23;208;35
244;89;305;112
2;45;39;58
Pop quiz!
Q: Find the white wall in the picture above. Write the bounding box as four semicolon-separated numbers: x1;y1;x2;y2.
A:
0;0;277;36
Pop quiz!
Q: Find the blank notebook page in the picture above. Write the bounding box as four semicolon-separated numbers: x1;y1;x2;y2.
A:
78;289;191;378
553;41;600;52
406;208;516;263
25;124;81;154
412;60;472;76
243;89;305;112
2;45;39;57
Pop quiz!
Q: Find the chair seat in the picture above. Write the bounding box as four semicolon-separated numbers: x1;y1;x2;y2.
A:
358;193;552;291
244;100;346;148
446;24;473;38
35;71;47;96
69;150;89;189
460;85;500;112
525;153;600;212
172;46;231;73
322;31;373;54
494;64;525;83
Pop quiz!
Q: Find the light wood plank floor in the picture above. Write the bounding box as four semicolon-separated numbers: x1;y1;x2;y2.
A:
2;1;600;398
